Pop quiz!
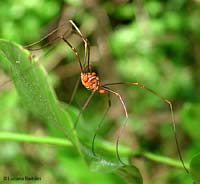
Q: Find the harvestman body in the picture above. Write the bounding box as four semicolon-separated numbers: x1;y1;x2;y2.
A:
24;20;188;173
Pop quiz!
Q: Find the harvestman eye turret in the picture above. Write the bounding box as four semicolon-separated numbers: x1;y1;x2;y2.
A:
24;20;189;174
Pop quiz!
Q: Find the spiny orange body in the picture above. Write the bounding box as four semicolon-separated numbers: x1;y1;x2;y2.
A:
81;72;105;93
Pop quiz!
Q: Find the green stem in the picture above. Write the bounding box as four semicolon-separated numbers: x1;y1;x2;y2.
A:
0;132;189;170
0;132;72;147
99;140;189;170
142;151;189;170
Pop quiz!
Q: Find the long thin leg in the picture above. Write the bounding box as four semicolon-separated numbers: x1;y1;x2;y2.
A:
103;82;189;173
69;78;80;105
24;21;73;50
62;38;83;72
24;20;89;72
74;91;96;129
92;93;111;156
102;86;128;165
69;20;90;72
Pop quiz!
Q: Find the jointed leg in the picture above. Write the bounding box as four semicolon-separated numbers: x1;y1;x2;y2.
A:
62;38;83;71
69;78;80;105
23;20;90;73
69;20;90;71
103;82;189;173
102;86;128;165
74;91;96;129
92;93;111;156
24;21;73;50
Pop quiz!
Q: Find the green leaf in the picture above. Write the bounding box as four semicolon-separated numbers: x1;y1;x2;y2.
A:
190;153;200;184
115;165;142;184
0;39;80;150
80;144;143;183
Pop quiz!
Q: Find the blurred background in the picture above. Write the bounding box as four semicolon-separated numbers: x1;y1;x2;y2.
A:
0;0;200;183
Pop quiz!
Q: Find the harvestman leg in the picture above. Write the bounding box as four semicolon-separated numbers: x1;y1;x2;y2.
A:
73;91;96;128
62;38;83;71
24;21;73;50
24;20;90;72
92;93;112;156
102;82;189;173
69;78;80;105
68;20;90;71
99;86;129;165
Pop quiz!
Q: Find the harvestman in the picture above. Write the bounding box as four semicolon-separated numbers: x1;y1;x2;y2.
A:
24;20;188;173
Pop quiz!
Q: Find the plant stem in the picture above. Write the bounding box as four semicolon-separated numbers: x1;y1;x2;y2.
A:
142;151;189;170
0;132;71;147
0;132;189;170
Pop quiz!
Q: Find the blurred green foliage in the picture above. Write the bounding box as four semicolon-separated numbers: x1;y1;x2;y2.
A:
0;0;200;183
